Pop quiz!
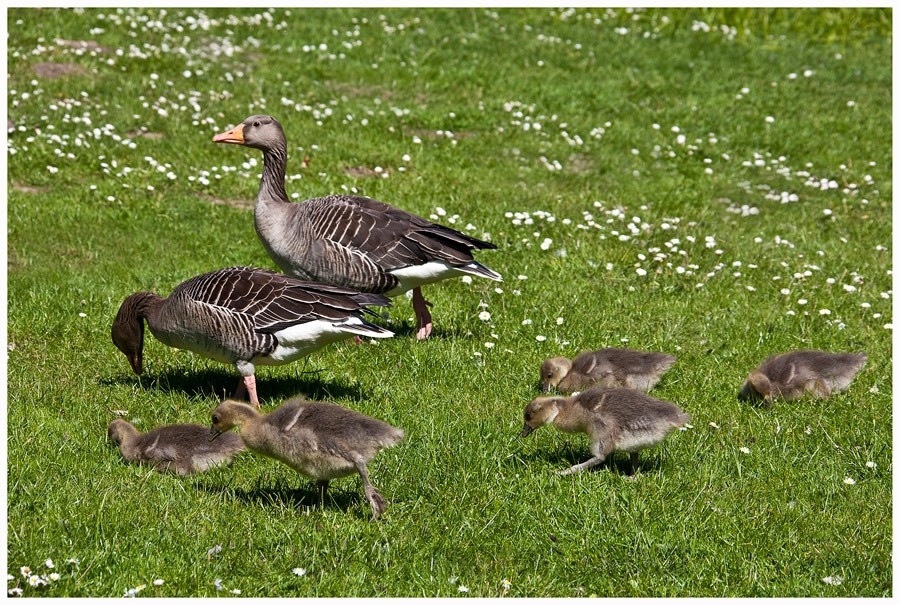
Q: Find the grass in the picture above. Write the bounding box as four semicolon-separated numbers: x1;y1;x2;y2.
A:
6;7;892;597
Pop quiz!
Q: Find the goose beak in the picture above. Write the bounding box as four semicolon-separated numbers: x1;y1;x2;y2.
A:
212;123;244;144
127;352;143;375
521;423;534;438
209;426;222;442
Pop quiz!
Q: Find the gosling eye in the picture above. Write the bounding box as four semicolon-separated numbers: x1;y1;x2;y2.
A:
211;415;220;425
524;411;532;422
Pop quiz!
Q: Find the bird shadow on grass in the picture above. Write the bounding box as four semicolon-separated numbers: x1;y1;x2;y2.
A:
516;442;663;476
100;367;369;405
193;479;363;516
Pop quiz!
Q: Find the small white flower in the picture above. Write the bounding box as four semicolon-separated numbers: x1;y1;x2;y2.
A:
535;335;546;342
843;477;856;485
635;267;647;276
44;560;54;570
797;298;808;305
213;578;225;591
207;544;223;558
153;579;164;586
709;422;720;430
739;447;750;454
231;589;241;595
517;274;528;280
458;585;469;593
49;573;61;582
819;309;831;315
765;116;775;123
822;575;843;586
478;311;491;322
20;567;31;578
28;576;46;588
501;578;511;589
521;319;532;326
461;275;473;284
866;461;877;469
556;317;564;325
540;238;552;251
484;342;495;349
292;568;307;577
8;588;23;597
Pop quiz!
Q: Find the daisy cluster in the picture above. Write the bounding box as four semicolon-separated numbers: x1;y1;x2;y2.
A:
7;558;77;597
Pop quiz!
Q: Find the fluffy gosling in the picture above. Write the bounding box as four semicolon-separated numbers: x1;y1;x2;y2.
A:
541;347;677;393
209;398;403;519
739;349;867;406
521;386;689;475
108;418;245;475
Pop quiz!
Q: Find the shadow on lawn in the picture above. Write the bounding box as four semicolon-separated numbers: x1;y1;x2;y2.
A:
194;479;363;516
100;367;369;405
518;442;666;476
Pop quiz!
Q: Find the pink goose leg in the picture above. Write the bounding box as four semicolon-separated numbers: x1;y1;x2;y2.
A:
411;287;433;340
233;375;260;408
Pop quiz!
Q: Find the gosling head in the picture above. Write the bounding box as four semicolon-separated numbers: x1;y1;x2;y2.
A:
521;396;564;437
540;357;572;392
209;399;257;441
107;418;136;445
212;115;285;152
738;371;773;406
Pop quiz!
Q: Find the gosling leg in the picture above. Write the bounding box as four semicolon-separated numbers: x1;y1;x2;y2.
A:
354;459;387;520
557;455;606;476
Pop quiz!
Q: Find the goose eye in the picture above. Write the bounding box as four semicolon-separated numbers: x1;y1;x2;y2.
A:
524;411;532;422
212;415;219;424
253;121;261;127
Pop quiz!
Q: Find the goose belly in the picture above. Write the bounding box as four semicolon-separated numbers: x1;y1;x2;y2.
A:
153;330;236;365
386;261;469;296
253;320;361;365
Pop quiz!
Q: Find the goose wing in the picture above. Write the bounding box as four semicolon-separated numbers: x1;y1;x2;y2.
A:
303;194;496;273
177;266;388;334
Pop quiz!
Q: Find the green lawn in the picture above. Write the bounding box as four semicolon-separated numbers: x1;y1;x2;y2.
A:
7;7;892;597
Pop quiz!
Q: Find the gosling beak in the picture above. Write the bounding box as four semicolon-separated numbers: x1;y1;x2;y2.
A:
521;423;534;438
212;123;244;144
209;426;222;442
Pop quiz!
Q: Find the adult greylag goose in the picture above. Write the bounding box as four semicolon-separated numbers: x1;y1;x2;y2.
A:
540;347;677;393
212;114;502;340
111;266;393;408
738;349;867;406
521;386;690;475
108;418;245;475
210;398;404;519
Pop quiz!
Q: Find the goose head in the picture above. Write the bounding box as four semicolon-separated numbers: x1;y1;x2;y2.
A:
540;357;572;392
212;115;285;151
111;293;148;375
521;396;564;437
738;370;773;405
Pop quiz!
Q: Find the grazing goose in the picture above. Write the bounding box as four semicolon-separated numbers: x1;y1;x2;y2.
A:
209;398;404;519
108;418;245;475
111;266;393;408
212;114;502;340
541;347;677;393
521;386;690;476
738;349;867;406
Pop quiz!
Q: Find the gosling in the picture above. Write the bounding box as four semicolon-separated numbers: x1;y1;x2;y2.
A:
521;386;690;476
739;349;867;406
108;418;245;475
541;347;677;393
209;398;404;519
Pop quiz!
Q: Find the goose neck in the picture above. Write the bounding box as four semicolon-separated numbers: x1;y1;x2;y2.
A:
259;145;289;204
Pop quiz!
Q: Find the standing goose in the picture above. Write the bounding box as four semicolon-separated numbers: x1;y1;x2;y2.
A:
540;347;677;393
108;418;245;475
521;386;690;476
212;114;502;340
738;349;867;406
210;398;404;519
111;266;393;407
